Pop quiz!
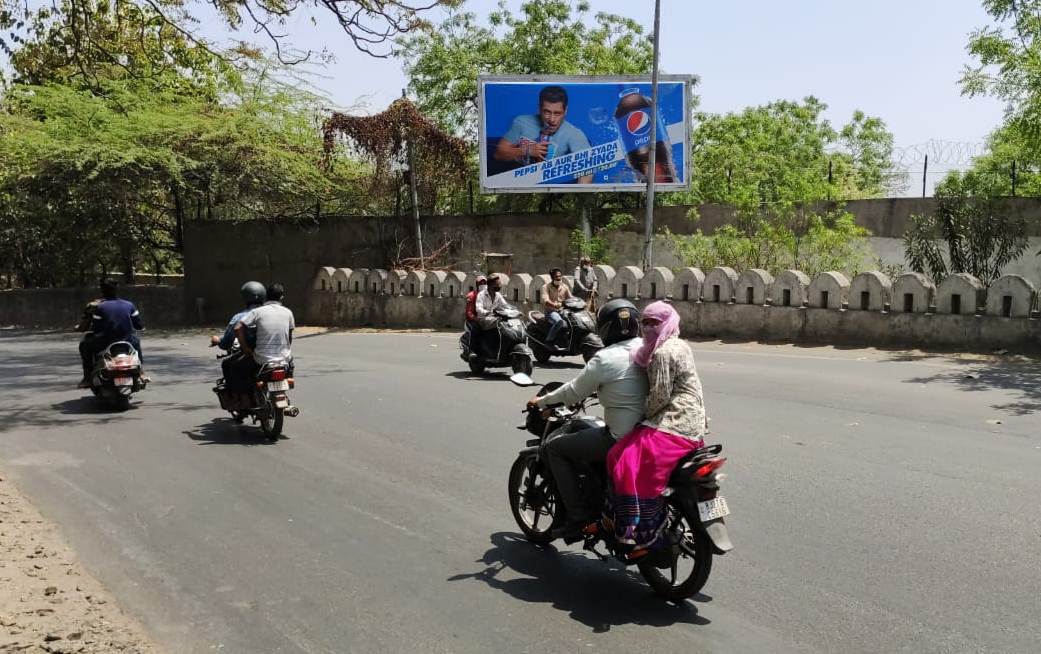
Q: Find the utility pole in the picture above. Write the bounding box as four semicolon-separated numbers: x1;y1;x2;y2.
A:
403;89;424;268
642;0;662;271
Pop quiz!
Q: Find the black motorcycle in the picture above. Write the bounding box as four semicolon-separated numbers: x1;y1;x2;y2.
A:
460;306;535;380
507;381;733;601
213;346;299;440
88;341;146;410
526;296;603;363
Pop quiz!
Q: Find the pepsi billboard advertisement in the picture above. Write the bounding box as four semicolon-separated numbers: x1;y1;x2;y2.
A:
478;75;692;193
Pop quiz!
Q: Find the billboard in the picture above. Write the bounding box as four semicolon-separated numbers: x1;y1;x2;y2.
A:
478;75;692;193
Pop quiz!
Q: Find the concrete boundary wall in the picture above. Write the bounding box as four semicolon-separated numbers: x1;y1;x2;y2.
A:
307;265;1041;351
1;286;185;327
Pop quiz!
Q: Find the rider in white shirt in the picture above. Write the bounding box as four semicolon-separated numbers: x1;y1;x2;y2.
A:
475;276;509;330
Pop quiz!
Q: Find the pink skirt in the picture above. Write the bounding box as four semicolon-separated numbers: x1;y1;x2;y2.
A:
604;425;703;549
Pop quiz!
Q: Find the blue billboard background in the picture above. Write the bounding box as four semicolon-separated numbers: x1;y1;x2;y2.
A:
481;79;688;191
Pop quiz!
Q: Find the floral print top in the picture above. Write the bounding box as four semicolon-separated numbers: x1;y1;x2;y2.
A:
642;337;707;441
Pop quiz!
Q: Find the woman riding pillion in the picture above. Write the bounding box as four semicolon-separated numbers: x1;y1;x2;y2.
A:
605;300;708;561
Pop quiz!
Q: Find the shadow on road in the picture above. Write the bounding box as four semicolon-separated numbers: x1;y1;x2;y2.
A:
183;418;283;446
448;532;710;632
901;356;1041;416
444;370;516;382
535;360;585;370
53;396;137;415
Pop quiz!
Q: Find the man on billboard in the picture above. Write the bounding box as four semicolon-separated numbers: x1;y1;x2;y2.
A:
493;85;593;184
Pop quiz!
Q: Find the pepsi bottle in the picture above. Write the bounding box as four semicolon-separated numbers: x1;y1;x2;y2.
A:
614;89;677;183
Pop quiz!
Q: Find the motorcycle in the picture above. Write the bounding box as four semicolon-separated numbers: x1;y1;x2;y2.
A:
459;306;535;382
88;341;146;410
506;380;733;601
213;346;299;440
526;296;603;363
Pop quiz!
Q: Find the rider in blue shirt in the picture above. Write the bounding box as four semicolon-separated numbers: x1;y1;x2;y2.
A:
78;279;143;387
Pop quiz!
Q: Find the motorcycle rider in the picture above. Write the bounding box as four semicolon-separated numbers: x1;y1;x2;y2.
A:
231;282;295;395
211;281;266;408
77;278;145;388
526;299;648;537
475;274;509;330
541;268;571;350
463;275;487;359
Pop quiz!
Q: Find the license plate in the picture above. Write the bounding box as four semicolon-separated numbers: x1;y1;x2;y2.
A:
114;376;133;386
698;497;730;521
267;380;289;391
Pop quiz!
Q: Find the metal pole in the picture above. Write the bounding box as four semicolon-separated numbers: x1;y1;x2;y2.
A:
404;89;424;268
1012;160;1017;196
407;137;424;267
580;205;592;247
922;155;928;198
642;0;662;271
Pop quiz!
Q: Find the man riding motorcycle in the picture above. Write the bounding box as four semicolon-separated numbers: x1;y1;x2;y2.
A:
526;299;647;537
475;275;509;329
541;268;572;351
231;282;295;392
211;281;265;408
77;279;145;388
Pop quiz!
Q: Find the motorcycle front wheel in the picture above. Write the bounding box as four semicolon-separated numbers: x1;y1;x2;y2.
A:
508;454;563;545
638;498;714;601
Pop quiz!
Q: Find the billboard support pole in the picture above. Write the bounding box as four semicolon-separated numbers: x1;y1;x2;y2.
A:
642;0;662;271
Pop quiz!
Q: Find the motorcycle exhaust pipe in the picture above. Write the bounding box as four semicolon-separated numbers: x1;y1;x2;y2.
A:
285;406;301;418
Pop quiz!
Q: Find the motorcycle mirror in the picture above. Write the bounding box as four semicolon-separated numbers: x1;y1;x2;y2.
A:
509;372;536;387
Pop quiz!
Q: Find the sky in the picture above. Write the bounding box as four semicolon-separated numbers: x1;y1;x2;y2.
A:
264;0;1007;193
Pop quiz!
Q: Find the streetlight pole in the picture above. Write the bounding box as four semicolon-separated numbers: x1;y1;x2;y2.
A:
642;0;662;271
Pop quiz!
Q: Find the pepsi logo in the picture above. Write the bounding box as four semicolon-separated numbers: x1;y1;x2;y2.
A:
626;111;651;136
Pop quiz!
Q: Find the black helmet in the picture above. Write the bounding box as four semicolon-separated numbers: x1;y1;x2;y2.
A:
596;298;640;346
240;281;266;307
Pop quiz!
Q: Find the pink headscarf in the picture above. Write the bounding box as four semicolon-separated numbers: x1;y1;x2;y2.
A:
632;301;680;368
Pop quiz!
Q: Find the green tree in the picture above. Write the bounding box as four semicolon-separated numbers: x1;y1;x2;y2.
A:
0;73;368;286
663;98;888;276
398;0;654;138
836;110;905;198
1;0;459;67
397;0;662;217
903;171;1029;285
684;98;897;214
960;0;1041;152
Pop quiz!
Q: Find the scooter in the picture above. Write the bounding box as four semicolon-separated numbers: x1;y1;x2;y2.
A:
459;306;535;383
526;296;603;363
88;341;146;411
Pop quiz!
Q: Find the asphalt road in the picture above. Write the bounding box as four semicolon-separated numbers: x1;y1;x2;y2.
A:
3;328;1040;653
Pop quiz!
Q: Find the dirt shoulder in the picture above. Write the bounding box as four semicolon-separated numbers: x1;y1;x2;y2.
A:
0;474;157;654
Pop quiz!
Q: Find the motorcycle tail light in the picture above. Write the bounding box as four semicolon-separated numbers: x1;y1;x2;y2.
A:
287;378;295;388
267;369;287;381
695;457;726;478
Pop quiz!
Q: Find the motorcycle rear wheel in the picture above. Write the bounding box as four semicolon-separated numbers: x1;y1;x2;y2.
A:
638;498;713;601
508;454;563;545
260;407;284;441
